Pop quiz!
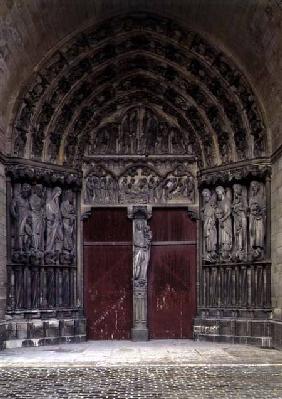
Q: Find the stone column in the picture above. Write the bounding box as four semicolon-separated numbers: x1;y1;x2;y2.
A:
128;205;152;341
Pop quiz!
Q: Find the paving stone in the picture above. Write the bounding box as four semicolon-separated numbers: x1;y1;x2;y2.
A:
0;365;281;398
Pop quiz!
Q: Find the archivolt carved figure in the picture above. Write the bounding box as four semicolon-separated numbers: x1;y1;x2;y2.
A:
202;189;217;262
232;184;247;261
215;186;232;260
249;180;266;260
46;186;63;254
10;183;32;254
133;220;152;282
29;184;45;253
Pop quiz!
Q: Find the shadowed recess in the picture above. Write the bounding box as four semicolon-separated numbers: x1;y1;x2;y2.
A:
12;13;268;169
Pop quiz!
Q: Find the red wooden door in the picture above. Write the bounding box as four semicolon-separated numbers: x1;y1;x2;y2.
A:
148;208;197;339
83;208;132;340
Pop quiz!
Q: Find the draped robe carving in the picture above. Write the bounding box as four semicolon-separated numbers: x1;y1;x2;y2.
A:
249;181;266;260
215;186;232;260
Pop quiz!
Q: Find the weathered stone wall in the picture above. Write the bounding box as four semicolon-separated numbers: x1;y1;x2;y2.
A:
0;0;281;154
271;153;282;322
0;160;6;319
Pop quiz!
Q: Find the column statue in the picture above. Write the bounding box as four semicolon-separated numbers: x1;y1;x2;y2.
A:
215;186;233;260
60;190;76;262
29;184;45;253
10;183;32;257
249;180;266;260
46;186;63;255
232;184;247;261
201;188;217;262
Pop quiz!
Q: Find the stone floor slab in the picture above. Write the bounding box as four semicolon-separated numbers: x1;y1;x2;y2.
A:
0;340;281;398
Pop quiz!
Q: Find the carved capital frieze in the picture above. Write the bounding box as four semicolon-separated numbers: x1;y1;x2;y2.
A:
6;163;82;190
198;161;271;188
128;205;152;220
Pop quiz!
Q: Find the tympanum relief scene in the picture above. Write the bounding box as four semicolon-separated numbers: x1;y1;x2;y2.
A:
83;106;197;208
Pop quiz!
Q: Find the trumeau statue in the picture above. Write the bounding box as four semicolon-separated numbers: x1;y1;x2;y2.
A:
232;184;248;261
202;188;217;262
46;186;63;254
133;220;152;283
249;180;266;260
215;186;232;260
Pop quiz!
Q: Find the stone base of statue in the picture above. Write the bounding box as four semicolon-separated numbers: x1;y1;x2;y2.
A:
131;326;149;341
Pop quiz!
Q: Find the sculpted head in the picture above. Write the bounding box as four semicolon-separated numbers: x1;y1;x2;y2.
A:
215;186;225;200
52;186;62;200
202;189;211;203
34;184;43;197
136;220;143;232
21;183;31;199
233;184;242;195
250;181;259;195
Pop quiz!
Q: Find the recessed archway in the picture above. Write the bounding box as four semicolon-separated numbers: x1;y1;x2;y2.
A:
11;13;269;170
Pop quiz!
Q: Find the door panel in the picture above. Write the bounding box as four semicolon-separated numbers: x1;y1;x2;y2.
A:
83;208;132;340
148;208;197;339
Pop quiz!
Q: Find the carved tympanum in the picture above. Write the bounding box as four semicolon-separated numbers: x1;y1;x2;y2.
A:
84;162;195;206
89;106;192;157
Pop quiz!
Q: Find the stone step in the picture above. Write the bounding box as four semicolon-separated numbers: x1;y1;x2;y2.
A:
4;335;86;349
195;334;272;348
0;318;86;350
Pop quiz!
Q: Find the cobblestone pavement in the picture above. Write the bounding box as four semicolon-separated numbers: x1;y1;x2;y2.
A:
0;365;282;398
0;341;282;398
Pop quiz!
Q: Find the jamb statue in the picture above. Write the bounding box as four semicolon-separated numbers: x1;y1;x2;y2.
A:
215;186;233;260
232;184;248;261
201;188;217;262
249;180;266;260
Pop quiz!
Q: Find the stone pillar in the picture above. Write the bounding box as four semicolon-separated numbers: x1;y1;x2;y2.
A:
0;160;6;319
128;206;152;341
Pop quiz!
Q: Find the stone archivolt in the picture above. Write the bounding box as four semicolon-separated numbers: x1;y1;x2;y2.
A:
12;14;267;168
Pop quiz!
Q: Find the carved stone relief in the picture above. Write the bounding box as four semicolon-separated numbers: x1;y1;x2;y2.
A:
8;165;81;266
83;161;196;206
133;219;152;284
249;181;266;260
201;179;267;263
12;14;267;168
128;205;152;341
88;106;193;157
